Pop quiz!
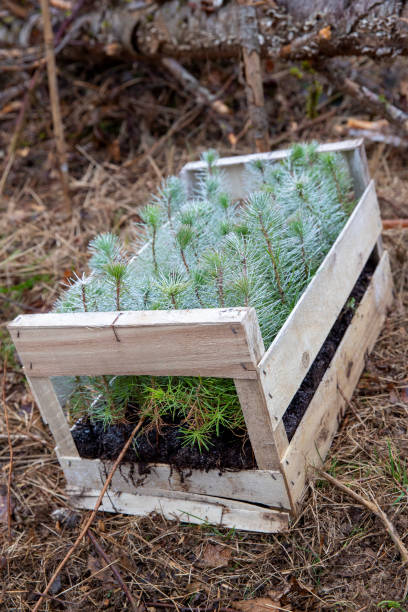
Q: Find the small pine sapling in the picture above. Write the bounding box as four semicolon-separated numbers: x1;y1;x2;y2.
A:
57;143;356;453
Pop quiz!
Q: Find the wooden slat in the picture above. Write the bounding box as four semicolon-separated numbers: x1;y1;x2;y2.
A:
8;307;264;379
343;142;383;261
58;456;291;510
180;139;364;199
343;141;370;199
282;251;393;509
67;487;289;533
27;376;79;457
234;378;283;471
258;180;382;426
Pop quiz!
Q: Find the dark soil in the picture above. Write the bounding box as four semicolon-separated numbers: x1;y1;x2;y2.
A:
71;417;256;470
71;253;376;469
283;252;377;440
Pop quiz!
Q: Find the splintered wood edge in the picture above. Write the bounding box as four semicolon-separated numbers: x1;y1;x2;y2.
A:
67;488;290;533
281;251;393;509
258;179;382;425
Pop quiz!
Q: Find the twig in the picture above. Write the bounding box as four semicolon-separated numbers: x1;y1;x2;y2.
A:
0;69;41;198
161;58;235;142
238;1;269;152
269;108;337;149
382;219;408;229
2;356;13;542
348;128;408;149
320;59;408;134
147;604;237;611
39;0;71;213
0;293;44;314
315;468;408;565
0;0;84;199
162;58;230;116
87;529;137;610
31;416;145;612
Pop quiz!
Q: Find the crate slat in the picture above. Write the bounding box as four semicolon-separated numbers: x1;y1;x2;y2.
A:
8;307;264;379
67;487;289;533
234;378;286;471
180;139;365;199
282;251;393;508
258;179;382;426
58;456;291;510
27;377;79;457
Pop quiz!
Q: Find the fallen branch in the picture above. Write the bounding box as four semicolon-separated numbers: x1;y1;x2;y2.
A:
87;529;138;611
39;0;71;213
347;128;408;149
31;416;145;612
315;468;408;565
320;60;408;134
2;356;13;542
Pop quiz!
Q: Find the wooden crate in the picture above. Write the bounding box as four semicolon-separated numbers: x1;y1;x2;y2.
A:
8;140;393;533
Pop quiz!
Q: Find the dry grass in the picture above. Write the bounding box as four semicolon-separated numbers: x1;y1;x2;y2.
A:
1;64;408;608
1;168;408;611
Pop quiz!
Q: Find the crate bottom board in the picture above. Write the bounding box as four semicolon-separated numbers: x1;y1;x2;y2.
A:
66;486;289;533
58;456;292;510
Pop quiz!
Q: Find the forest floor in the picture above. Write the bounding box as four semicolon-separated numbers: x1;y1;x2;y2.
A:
1;54;408;611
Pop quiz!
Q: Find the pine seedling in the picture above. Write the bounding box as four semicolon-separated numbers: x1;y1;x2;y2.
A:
201;149;219;174
57;143;356;453
245;191;287;304
224;233;253;306
176;224;194;273
153;176;185;232
88;233;123;273
317;152;353;214
140;203;162;273
217;192;231;210
287;214;313;280
289;141;319;169
176;224;204;305
104;261;129;310
202;249;227;307
153;270;190;309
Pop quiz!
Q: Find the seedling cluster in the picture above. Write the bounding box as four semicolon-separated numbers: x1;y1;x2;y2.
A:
56;143;354;451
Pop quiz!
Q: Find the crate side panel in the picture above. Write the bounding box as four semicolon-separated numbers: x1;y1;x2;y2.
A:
8;308;260;379
258;180;382;425
180;139;364;198
59;457;291;510
282;251;393;507
67;488;289;533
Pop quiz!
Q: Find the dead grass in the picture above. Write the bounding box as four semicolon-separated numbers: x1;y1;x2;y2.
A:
1;61;408;611
1;175;408;611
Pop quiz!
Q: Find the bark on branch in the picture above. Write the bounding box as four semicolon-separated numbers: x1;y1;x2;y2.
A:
5;0;408;68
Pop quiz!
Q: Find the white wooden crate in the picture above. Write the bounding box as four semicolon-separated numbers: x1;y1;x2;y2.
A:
8;140;393;532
